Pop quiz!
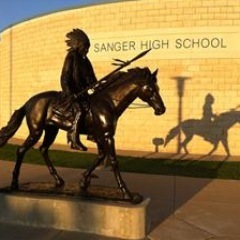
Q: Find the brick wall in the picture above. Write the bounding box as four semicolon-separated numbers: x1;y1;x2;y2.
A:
0;0;240;156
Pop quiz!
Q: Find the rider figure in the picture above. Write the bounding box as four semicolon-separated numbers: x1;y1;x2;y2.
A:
202;93;216;124
61;29;97;151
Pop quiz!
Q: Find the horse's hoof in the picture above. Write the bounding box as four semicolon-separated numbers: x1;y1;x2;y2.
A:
79;183;88;195
122;190;143;204
122;191;131;200
79;179;89;190
10;182;19;191
131;193;143;204
55;178;65;188
80;173;92;188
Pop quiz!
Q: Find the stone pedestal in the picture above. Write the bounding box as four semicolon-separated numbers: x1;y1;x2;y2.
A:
0;192;150;240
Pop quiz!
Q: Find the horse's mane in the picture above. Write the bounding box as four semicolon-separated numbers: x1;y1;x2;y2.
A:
214;110;240;123
218;110;239;117
121;67;151;79
104;67;151;88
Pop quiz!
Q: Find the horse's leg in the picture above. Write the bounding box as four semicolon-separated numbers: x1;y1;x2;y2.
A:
221;136;231;157
180;133;193;154
80;136;132;200
207;141;219;156
80;141;106;189
11;131;43;190
104;137;132;200
39;126;64;187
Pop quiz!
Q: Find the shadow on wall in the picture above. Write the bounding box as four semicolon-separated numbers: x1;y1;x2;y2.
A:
163;92;240;158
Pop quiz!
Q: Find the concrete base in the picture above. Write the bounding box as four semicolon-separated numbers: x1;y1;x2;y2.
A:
0;192;150;240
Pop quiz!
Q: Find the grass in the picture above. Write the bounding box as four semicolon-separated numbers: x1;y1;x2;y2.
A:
1;144;240;180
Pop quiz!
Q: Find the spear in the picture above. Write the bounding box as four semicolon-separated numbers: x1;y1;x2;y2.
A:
103;48;152;81
74;48;152;98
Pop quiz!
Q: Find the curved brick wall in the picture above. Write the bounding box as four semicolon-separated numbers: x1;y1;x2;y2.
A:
0;0;240;156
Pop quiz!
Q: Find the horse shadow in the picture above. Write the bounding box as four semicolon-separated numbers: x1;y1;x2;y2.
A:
164;108;240;158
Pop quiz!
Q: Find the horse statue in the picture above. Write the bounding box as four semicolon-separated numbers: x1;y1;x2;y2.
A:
0;67;166;202
164;110;240;157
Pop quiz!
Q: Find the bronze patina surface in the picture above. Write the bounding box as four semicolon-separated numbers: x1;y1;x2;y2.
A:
0;31;166;203
0;182;143;204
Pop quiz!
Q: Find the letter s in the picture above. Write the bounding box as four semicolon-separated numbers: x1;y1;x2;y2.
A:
175;39;182;49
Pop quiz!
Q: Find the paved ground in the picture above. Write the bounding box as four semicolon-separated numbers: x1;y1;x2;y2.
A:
0;139;240;239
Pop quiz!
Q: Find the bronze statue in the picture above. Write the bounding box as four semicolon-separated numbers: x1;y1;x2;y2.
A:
0;29;166;202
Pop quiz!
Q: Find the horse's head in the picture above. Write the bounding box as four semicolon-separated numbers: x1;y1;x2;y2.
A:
138;68;166;115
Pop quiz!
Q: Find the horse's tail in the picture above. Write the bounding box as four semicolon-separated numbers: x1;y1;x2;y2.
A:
164;125;181;147
0;106;25;147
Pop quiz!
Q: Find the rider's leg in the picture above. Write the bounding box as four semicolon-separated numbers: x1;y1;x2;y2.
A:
67;110;88;151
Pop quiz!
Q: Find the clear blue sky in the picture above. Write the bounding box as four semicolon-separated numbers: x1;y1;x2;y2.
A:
0;0;107;31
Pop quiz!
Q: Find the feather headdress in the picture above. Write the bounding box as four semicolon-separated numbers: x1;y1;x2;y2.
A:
65;29;89;50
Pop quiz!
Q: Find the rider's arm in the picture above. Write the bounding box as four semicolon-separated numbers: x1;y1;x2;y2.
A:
85;57;98;84
60;51;74;95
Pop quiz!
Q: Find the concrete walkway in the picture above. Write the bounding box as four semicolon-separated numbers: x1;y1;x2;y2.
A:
0;138;240;239
0;158;240;240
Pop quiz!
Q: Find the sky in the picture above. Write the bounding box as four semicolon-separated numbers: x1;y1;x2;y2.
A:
0;0;107;31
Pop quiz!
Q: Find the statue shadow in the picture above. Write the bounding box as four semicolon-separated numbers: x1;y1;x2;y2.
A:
164;93;240;157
